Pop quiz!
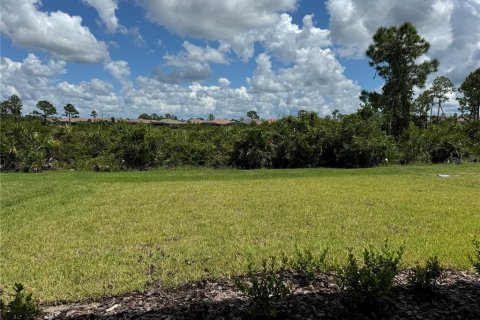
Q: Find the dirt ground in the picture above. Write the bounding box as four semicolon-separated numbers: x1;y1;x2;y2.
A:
41;270;480;320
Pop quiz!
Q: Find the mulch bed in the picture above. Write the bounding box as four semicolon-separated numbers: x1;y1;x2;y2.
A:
41;270;479;320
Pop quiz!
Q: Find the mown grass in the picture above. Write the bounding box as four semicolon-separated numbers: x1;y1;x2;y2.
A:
1;164;479;302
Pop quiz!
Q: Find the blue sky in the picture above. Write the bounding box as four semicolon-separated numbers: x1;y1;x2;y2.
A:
1;0;479;119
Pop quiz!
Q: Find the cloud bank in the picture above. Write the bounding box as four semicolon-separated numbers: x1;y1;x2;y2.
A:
327;0;480;83
0;0;109;63
1;0;478;119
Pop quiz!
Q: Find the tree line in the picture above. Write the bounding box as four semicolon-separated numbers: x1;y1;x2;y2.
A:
1;23;479;172
1;109;478;172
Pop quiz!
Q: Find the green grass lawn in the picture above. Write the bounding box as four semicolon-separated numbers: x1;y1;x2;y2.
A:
1;164;479;302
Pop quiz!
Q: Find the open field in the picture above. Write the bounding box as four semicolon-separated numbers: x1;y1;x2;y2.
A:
1;164;479;302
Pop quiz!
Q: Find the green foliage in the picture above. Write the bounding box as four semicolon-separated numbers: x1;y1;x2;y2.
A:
407;256;443;293
0;283;39;320
0;119;53;172
458;68;480;120
289;247;329;285
86;154;122;172
35;100;56;124
425;120;469;163
330;114;397;168
1;112;480;172
0;95;23;119
247;110;260;120
235;257;291;318
398;119;480;164
272;113;326;168
0;100;9;117
470;237;480;273
413;90;434;128
398;124;430;163
63;103;79;121
337;240;404;307
138;113;151;120
232;124;277;169
430;76;455;122
366;22;438;137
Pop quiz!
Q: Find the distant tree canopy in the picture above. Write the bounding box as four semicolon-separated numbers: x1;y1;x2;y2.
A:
366;22;438;137
430;76;455;122
247;110;259;120
458;68;480;120
0;95;23;119
138;113;174;120
164;113;177;120
35;100;57;124
413;90;433;128
64;104;79;121
138;113;152;120
91;110;98;119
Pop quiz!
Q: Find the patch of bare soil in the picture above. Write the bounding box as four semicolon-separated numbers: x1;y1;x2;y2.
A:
41;270;479;319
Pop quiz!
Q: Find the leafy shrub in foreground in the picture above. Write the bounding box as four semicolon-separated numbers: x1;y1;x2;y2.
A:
407;256;443;293
470;237;480;273
289;247;329;286
337;240;404;308
235;257;291;319
0;283;39;320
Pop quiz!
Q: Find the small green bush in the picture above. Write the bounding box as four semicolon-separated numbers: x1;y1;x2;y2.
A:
0;283;39;320
337;240;404;308
407;256;443;292
470;237;480;273
289;247;329;286
235;257;291;319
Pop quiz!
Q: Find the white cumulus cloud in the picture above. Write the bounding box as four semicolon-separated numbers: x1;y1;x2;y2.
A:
1;54;120;115
83;0;120;33
104;60;131;83
260;14;331;64
1;12;360;119
327;0;480;83
140;0;297;60
0;0;109;63
154;42;229;83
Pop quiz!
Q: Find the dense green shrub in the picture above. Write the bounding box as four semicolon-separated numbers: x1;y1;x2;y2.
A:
337;241;404;308
399;124;431;163
235;257;291;318
470;237;480;273
398;120;480;164
232;124;278;169
0;283;39;320
0;119;52;172
1;115;479;172
424;120;469;163
321;114;397;168
407;256;443;293
272;114;327;168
